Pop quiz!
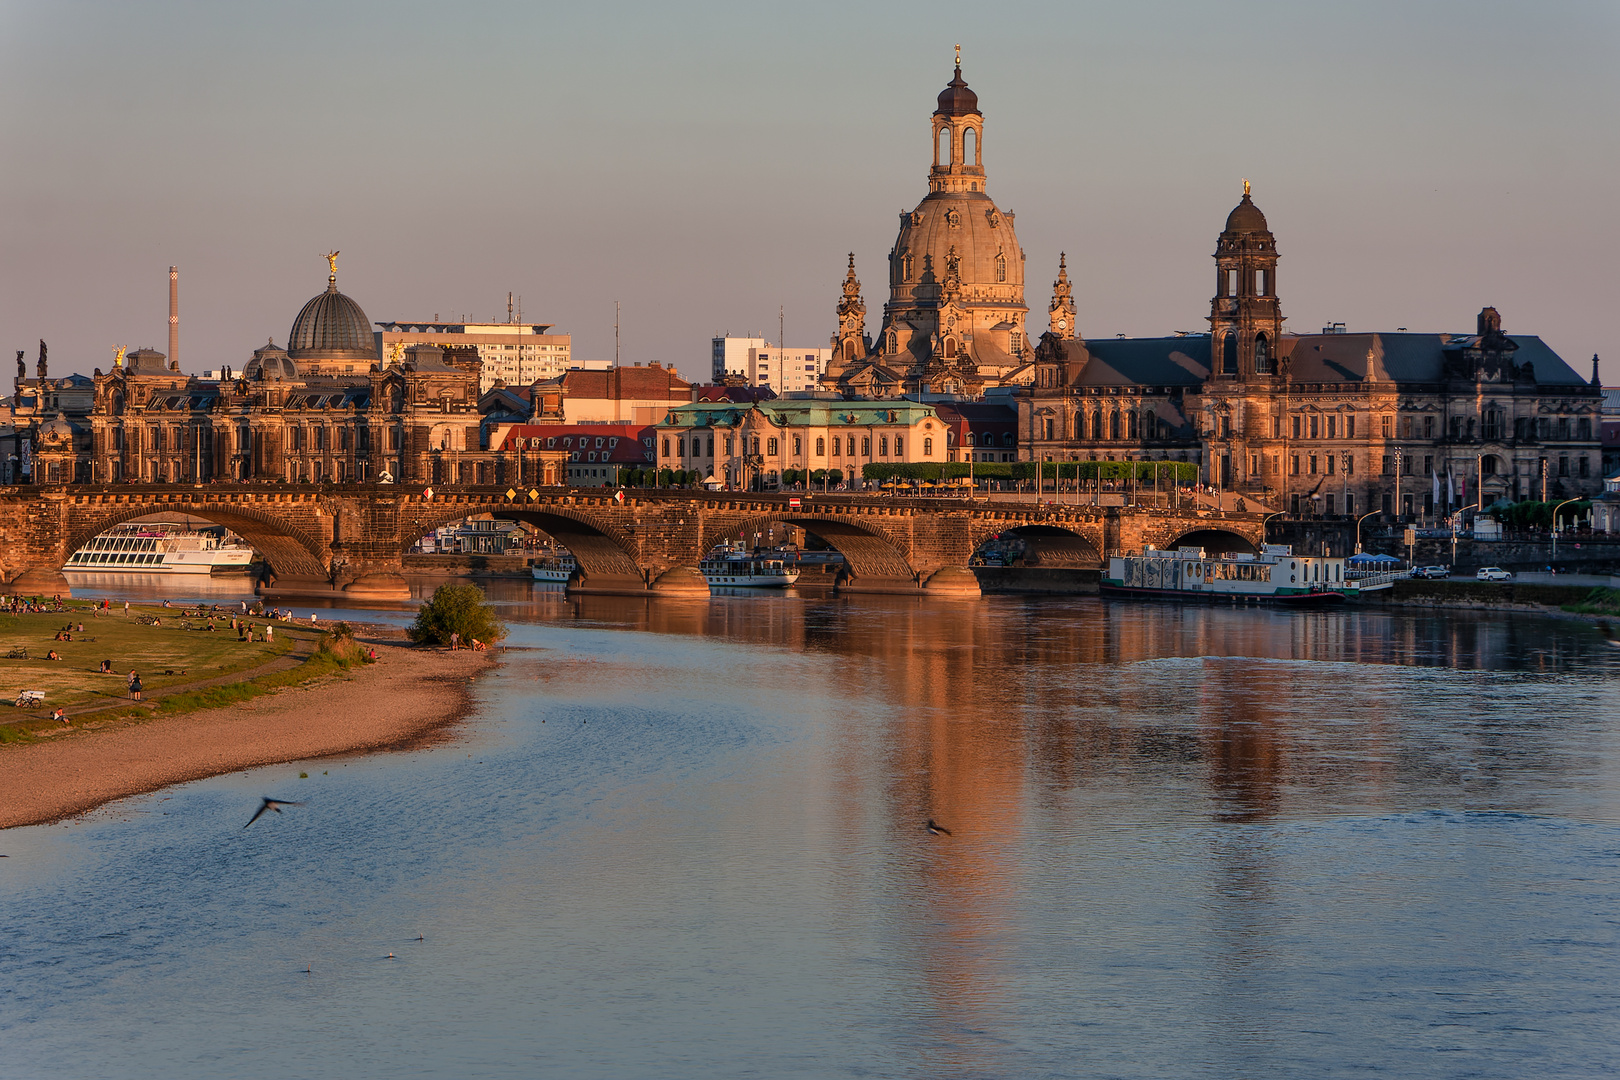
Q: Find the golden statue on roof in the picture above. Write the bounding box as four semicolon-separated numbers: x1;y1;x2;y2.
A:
1243;178;1251;196
113;345;126;368
323;250;340;277
955;43;961;67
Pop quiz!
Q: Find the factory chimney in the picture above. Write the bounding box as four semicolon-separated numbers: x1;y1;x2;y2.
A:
168;266;179;369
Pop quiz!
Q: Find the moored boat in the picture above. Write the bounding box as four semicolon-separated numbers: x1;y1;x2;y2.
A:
1102;544;1400;605
700;543;801;589
63;522;254;576
530;553;577;583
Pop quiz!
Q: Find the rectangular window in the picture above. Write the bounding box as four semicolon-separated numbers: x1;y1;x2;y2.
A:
1424;416;1435;439
815;437;825;456
894;436;903;456
726;435;734;454
1559;455;1569;476
1345;493;1355;516
1271;417;1282;439
662;438;670;457
861;437;871;456
1345;455;1354;475
1347;415;1356;439
1292;416;1301;439
1326;455;1335;475
1249;454;1259;475
1309;454;1317;475
1403;454;1414;476
1310;415;1319;440
706;437;714;456
879;435;889;456
1580;457;1590;477
793;436;802;455
1382;454;1393;475
677;437;685;457
1424;455;1433;476
767;437;779;456
1291;455;1300;476
1402;416;1413;439
1382;415;1393;439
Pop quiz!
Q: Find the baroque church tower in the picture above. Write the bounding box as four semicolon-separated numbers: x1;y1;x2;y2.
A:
1208;182;1284;381
822;51;1028;398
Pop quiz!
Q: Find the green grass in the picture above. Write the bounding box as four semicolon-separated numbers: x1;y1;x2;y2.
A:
0;602;367;742
1562;587;1620;617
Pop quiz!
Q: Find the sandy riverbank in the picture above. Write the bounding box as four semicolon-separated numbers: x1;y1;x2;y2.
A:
0;642;492;830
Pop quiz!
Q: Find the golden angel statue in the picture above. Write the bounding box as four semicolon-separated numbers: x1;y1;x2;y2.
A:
113;345;126;368
323;250;340;277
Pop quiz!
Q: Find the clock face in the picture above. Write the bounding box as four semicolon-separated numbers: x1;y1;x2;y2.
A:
1057;319;1068;331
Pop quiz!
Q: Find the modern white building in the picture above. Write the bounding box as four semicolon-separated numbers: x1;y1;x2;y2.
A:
711;335;830;394
377;320;572;393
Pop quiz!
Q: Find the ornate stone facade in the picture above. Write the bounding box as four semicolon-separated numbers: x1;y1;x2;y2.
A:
1022;188;1607;515
823;58;1027;397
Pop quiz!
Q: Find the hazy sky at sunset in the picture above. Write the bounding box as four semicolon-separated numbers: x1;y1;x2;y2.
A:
3;0;1616;382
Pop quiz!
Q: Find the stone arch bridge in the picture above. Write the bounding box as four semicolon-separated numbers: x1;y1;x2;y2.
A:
0;485;1269;599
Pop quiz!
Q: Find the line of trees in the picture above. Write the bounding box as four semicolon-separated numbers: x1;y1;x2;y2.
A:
860;461;1200;483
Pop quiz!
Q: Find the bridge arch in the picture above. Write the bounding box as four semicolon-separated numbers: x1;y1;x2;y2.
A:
1162;527;1259;556
62;501;331;580
970;522;1103;569
701;513;919;585
405;501;645;588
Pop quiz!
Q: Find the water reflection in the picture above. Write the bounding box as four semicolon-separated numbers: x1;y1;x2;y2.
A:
3;583;1616;1078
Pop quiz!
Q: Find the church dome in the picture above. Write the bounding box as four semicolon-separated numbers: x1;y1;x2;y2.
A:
935;66;980;117
245;338;298;381
1224;192;1270;234
288;279;376;362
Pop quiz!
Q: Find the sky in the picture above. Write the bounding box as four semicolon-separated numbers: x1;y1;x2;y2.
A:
2;0;1617;384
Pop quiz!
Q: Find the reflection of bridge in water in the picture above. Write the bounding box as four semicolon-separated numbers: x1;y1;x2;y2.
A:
0;485;1269;600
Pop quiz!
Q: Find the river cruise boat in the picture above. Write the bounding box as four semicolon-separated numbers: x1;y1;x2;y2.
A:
63;522;254;576
530;553;577;583
701;544;801;589
1102;544;1399;606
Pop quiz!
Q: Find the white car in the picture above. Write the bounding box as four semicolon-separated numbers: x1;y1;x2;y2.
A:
1476;567;1512;581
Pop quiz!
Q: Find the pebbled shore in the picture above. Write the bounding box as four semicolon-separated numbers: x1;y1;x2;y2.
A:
0;642;492;830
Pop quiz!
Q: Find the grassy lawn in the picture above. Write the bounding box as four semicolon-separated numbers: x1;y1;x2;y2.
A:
0;602;337;741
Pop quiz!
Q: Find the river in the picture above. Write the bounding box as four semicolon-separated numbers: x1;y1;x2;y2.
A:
3;583;1618;1078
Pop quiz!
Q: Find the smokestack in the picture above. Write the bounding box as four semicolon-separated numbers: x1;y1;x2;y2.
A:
168;266;179;369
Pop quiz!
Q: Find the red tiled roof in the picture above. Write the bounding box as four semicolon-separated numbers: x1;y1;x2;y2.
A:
497;423;655;464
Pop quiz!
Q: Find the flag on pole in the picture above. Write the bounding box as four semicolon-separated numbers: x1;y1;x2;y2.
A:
1433;470;1441;506
1447;470;1454;505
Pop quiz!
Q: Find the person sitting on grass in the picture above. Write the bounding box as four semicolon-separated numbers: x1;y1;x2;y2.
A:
46;650;60;660
100;659;112;674
51;708;66;725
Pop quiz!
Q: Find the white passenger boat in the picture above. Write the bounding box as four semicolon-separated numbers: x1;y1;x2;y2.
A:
63;522;254;576
531;554;577;583
1102;544;1399;605
701;544;801;589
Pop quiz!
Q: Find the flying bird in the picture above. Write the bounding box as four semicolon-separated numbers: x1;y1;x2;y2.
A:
926;819;953;837
243;797;305;829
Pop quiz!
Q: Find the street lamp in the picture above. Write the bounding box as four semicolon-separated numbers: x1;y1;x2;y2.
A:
1551;496;1581;564
1355;510;1380;554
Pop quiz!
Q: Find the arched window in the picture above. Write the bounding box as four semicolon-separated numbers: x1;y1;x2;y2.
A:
995;252;1007;283
923;437;933;456
1127;412;1139;439
661;437;669;457
963;127;977;167
902;253;914;280
943;337;957;359
886;328;899;353
1092;410;1104;440
1110;412;1121;440
1222;333;1238;376
1074;413;1084;439
937;126;951;167
1255;332;1271;374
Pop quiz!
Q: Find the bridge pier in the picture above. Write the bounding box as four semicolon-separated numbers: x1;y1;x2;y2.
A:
648;567;709;597
2;567;73;595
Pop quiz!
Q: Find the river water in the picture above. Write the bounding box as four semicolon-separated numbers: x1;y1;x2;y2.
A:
3;582;1619;1079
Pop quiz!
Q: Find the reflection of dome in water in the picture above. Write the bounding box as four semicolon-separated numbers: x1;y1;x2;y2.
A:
245;339;298;381
288;274;376;362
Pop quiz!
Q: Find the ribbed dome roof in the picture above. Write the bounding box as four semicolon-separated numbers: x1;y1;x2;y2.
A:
1224;193;1270;234
245;339;298;381
288;279;376;361
936;66;980;117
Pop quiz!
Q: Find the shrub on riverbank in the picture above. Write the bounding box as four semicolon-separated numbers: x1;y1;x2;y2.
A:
408;584;507;648
1562;587;1620;616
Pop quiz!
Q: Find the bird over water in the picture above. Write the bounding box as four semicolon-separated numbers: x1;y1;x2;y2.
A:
244;797;305;828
